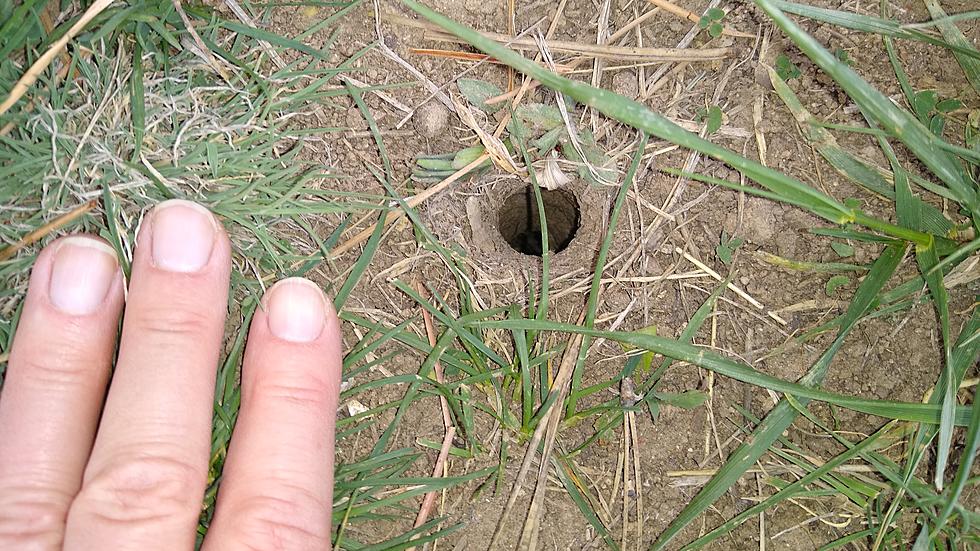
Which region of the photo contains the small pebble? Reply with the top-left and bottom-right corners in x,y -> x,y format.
612,71 -> 639,98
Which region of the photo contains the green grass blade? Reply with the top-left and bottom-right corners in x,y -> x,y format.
884,116 -> 957,493
479,316 -> 976,424
639,279 -> 728,395
397,281 -> 508,369
511,116 -> 550,325
922,0 -> 980,94
554,456 -> 620,550
935,313 -> 980,530
333,207 -> 388,310
768,66 -> 893,199
772,0 -> 980,61
215,19 -> 334,62
0,0 -> 46,60
473,323 -> 976,425
918,243 -> 954,492
370,328 -> 455,455
645,243 -> 906,548
568,132 -> 648,415
757,251 -> 868,273
682,422 -> 894,549
568,281 -> 728,456
756,0 -> 978,223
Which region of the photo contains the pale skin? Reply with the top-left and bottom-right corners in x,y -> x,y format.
0,200 -> 342,550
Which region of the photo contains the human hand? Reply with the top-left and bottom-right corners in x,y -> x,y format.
0,200 -> 342,550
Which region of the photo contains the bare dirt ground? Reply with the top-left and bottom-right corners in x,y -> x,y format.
234,0 -> 979,548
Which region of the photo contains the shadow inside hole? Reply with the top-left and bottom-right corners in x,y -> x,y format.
497,186 -> 580,256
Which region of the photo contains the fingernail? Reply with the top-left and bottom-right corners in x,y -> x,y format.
150,200 -> 217,273
266,278 -> 327,343
49,237 -> 118,315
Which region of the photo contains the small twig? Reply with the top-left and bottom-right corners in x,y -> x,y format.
646,0 -> 755,38
0,199 -> 100,262
0,10 -> 77,136
409,283 -> 456,547
675,247 -> 788,325
416,282 -> 453,430
341,75 -> 412,114
412,427 -> 455,533
0,0 -> 114,116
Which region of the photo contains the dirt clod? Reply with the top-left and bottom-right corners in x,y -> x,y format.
413,102 -> 450,138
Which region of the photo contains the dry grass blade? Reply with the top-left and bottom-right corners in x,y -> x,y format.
330,154 -> 489,258
675,247 -> 788,325
0,199 -> 99,262
373,0 -> 455,112
0,0 -> 113,116
427,30 -> 730,63
388,13 -> 730,62
172,0 -> 231,81
408,48 -> 494,62
452,96 -> 520,173
619,378 -> 643,550
483,6 -> 662,106
517,377 -> 565,551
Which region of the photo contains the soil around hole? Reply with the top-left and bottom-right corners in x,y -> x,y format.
496,187 -> 580,256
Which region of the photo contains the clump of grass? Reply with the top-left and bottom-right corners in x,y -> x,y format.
405,0 -> 980,548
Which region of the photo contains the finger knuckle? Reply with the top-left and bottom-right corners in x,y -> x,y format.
0,486 -> 69,546
250,376 -> 332,413
73,452 -> 204,525
9,329 -> 104,391
226,490 -> 329,551
125,303 -> 217,343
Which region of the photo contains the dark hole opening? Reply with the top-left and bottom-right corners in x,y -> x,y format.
497,187 -> 580,256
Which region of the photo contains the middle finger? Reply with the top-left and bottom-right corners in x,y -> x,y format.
64,201 -> 231,549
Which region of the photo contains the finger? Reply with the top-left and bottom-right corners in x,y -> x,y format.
64,200 -> 231,550
0,237 -> 124,550
202,278 -> 341,550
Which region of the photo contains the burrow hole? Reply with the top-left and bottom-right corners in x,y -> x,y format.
497,187 -> 580,256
